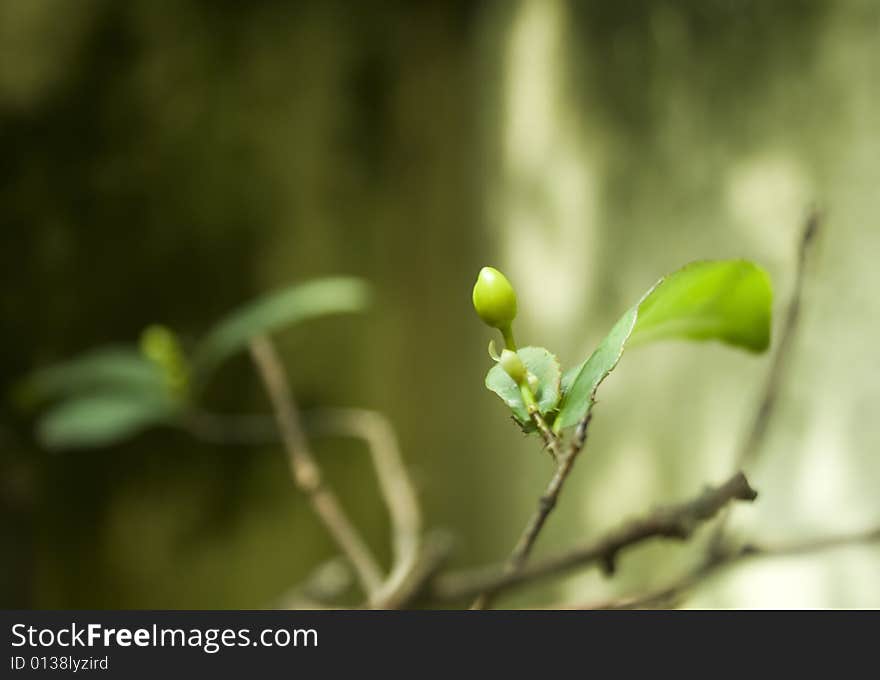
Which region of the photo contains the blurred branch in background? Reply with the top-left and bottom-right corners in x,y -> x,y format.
305,408 -> 423,608
248,335 -> 385,599
736,209 -> 821,469
249,335 -> 430,608
706,209 -> 822,557
570,524 -> 880,610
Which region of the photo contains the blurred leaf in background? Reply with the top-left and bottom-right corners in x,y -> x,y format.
18,348 -> 166,407
19,277 -> 372,451
192,277 -> 372,384
37,394 -> 178,451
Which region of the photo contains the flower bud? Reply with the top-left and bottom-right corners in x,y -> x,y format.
472,266 -> 518,331
499,349 -> 527,385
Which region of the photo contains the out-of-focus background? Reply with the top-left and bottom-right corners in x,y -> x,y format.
2,0 -> 879,609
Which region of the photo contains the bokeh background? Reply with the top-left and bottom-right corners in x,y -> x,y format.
2,0 -> 879,609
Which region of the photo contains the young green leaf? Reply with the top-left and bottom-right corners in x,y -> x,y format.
555,260 -> 772,431
629,260 -> 772,350
485,346 -> 561,427
36,393 -> 178,450
191,277 -> 371,382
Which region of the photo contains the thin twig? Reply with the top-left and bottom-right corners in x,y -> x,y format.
185,410 -> 279,445
276,558 -> 353,610
375,530 -> 456,610
470,412 -> 595,609
186,405 -> 425,608
567,524 -> 880,610
440,470 -> 756,604
510,413 -> 594,572
739,208 -> 820,468
248,336 -> 384,598
306,408 -> 423,608
706,209 -> 821,557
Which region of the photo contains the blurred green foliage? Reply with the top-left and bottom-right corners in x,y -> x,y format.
19,278 -> 371,451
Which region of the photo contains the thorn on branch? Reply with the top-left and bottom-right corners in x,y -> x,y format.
600,554 -> 617,577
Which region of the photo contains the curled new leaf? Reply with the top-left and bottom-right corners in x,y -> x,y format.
498,349 -> 528,385
485,346 -> 561,428
555,259 -> 772,431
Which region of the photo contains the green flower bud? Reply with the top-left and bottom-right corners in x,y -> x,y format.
472,267 -> 517,330
499,349 -> 527,385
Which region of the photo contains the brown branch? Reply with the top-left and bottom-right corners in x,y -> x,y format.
470,412 -> 595,609
510,413 -> 594,572
248,336 -> 384,598
437,470 -> 757,604
530,409 -> 562,464
568,524 -> 880,610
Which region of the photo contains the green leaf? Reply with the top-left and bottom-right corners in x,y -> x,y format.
555,260 -> 772,431
17,347 -> 166,408
629,260 -> 772,350
191,277 -> 371,381
485,346 -> 561,427
557,308 -> 639,430
36,393 -> 179,450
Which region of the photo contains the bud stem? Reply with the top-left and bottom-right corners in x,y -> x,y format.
501,324 -> 517,352
519,382 -> 537,410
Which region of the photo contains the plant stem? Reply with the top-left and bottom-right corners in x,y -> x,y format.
471,412 -> 594,609
519,383 -> 537,409
501,324 -> 517,351
528,407 -> 562,464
